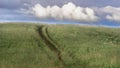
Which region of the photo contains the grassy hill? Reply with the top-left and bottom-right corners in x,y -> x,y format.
0,23 -> 120,68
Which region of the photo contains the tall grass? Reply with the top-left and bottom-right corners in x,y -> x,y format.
0,23 -> 120,68
47,25 -> 120,68
0,23 -> 61,68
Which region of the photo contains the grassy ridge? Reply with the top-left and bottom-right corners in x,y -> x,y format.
0,23 -> 120,68
0,23 -> 61,68
47,25 -> 120,68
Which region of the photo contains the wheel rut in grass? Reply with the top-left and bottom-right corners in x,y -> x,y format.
37,26 -> 65,67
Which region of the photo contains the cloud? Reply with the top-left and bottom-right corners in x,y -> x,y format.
1,0 -> 120,9
32,2 -> 98,22
102,6 -> 120,22
0,8 -> 41,22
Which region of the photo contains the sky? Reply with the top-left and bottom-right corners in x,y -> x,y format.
0,0 -> 120,27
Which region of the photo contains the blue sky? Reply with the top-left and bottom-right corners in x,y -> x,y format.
0,0 -> 120,27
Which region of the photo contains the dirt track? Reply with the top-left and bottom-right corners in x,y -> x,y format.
37,26 -> 65,67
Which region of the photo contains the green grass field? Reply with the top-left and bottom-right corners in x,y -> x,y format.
0,23 -> 120,68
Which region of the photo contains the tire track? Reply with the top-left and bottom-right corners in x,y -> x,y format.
37,26 -> 65,67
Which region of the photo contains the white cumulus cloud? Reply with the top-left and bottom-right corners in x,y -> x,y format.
31,2 -> 98,22
102,6 -> 120,22
32,4 -> 49,18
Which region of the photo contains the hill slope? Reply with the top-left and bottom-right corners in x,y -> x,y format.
0,23 -> 120,68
